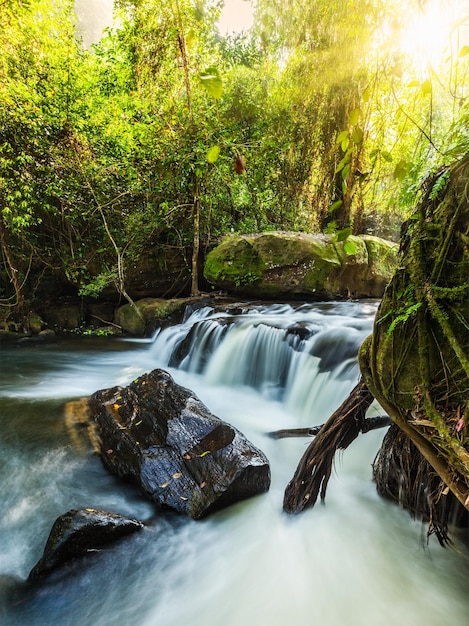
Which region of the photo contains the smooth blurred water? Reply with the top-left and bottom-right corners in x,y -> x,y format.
0,301 -> 467,626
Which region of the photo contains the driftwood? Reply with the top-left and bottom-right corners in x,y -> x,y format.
268,415 -> 390,439
283,378 -> 374,513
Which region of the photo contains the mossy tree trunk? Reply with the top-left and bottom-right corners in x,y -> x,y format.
284,154 -> 469,539
359,156 -> 469,514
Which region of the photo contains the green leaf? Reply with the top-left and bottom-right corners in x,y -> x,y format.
362,87 -> 371,102
199,66 -> 223,99
334,153 -> 351,174
351,127 -> 364,145
336,130 -> 349,145
328,200 -> 343,213
459,45 -> 469,58
341,137 -> 350,152
206,145 -> 220,163
421,79 -> 432,95
343,240 -> 357,255
393,159 -> 411,181
381,150 -> 393,163
336,226 -> 352,242
348,108 -> 360,126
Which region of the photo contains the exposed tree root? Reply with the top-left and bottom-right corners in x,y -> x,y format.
373,424 -> 468,546
283,378 -> 374,513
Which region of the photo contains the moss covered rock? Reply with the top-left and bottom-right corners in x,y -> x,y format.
41,304 -> 82,331
115,298 -> 187,335
204,231 -> 397,299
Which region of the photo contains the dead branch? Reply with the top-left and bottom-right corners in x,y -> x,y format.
268,415 -> 390,439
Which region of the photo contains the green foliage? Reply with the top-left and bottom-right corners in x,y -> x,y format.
1,0 -> 469,311
199,66 -> 223,99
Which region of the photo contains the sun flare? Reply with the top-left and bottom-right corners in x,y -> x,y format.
381,0 -> 469,73
218,0 -> 254,36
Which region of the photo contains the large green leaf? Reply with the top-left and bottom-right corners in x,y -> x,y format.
348,108 -> 360,126
206,144 -> 220,163
393,159 -> 411,181
336,226 -> 352,241
343,240 -> 357,255
328,199 -> 343,213
199,66 -> 223,99
336,130 -> 349,145
351,127 -> 364,145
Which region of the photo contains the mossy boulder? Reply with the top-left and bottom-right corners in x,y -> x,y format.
40,304 -> 82,331
26,312 -> 44,335
114,298 -> 187,335
204,231 -> 397,299
203,235 -> 265,291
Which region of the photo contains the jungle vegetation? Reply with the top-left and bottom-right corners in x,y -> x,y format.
1,0 -> 469,310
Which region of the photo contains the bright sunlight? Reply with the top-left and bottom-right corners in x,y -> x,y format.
217,0 -> 254,35
394,0 -> 469,71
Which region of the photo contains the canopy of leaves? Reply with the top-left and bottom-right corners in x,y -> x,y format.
1,0 -> 469,305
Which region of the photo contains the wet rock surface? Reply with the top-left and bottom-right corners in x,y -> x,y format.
28,509 -> 144,581
89,369 -> 271,519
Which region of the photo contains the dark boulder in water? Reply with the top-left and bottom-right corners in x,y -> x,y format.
89,369 -> 271,519
28,509 -> 144,581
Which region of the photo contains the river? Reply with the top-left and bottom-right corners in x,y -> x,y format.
0,300 -> 467,625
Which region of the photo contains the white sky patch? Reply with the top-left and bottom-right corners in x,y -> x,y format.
218,0 -> 254,36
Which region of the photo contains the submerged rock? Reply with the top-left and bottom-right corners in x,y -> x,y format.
203,231 -> 398,299
89,369 -> 271,519
28,509 -> 144,581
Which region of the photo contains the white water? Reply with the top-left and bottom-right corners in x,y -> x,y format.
0,301 -> 467,625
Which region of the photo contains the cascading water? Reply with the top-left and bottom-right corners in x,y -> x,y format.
0,301 -> 467,626
150,301 -> 372,416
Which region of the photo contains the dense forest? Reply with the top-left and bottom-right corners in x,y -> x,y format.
1,0 -> 469,315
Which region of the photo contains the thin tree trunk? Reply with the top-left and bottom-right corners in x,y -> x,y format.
0,214 -> 25,313
191,178 -> 200,296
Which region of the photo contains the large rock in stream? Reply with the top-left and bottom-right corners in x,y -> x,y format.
28,509 -> 144,581
89,369 -> 271,519
204,231 -> 398,299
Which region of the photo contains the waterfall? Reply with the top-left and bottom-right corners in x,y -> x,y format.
149,301 -> 377,420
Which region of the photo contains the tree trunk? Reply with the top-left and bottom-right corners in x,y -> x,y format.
191,178 -> 200,297
0,214 -> 25,314
284,154 -> 469,540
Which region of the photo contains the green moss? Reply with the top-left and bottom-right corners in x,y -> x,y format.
115,298 -> 187,335
363,235 -> 399,279
252,232 -> 330,268
333,235 -> 368,265
204,231 -> 396,298
204,236 -> 264,287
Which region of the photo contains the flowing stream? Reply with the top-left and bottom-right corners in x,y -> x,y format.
0,300 -> 467,625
